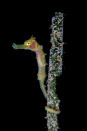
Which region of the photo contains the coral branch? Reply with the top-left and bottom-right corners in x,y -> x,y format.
46,12 -> 64,131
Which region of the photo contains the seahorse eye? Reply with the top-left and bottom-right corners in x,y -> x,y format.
28,42 -> 31,45
24,41 -> 31,47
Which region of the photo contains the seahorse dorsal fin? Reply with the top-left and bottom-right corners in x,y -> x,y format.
30,35 -> 36,40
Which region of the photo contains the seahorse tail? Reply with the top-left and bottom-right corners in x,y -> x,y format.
39,82 -> 47,99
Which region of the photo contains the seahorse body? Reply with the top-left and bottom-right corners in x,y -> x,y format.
12,37 -> 47,99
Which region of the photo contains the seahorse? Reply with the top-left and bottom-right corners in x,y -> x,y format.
12,37 -> 47,99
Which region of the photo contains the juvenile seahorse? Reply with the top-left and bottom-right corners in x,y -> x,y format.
12,37 -> 47,99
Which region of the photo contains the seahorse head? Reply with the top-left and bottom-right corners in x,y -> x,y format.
24,37 -> 38,52
12,37 -> 39,52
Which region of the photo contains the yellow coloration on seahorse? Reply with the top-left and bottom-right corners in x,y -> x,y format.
12,37 -> 47,99
45,106 -> 60,114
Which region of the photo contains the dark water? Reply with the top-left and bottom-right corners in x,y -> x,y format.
1,3 -> 74,131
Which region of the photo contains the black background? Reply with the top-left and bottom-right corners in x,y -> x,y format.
1,2 -> 74,131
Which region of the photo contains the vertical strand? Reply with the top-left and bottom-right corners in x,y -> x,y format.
46,12 -> 64,131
